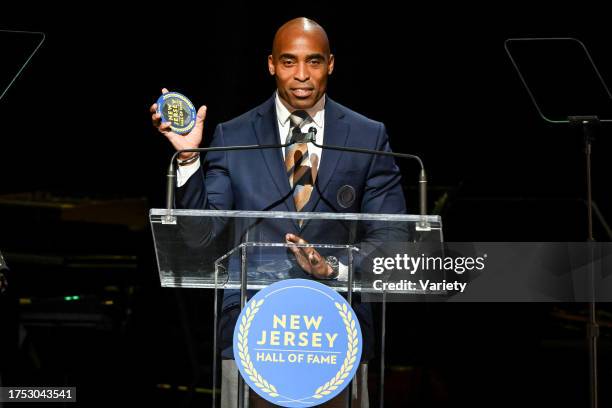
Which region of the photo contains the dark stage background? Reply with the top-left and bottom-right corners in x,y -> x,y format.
1,2 -> 611,407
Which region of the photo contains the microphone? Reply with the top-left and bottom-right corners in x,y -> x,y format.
291,127 -> 316,143
306,128 -> 430,230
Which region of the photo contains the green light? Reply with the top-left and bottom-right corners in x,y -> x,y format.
64,295 -> 80,301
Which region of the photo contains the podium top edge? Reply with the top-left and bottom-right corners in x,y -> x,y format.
149,208 -> 441,223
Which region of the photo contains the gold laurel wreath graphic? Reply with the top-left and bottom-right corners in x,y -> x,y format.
236,299 -> 280,398
311,302 -> 359,399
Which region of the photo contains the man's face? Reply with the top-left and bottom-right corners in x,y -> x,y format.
268,30 -> 334,110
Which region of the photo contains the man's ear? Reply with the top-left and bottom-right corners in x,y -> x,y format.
328,54 -> 335,75
268,55 -> 275,75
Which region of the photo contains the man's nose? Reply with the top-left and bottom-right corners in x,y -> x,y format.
294,62 -> 310,81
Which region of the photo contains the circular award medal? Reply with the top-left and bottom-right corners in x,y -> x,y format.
156,92 -> 196,135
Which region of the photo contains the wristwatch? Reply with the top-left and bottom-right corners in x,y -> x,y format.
324,256 -> 339,280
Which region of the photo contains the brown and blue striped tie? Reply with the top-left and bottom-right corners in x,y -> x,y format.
285,111 -> 319,220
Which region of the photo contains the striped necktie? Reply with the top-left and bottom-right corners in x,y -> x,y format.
285,110 -> 319,219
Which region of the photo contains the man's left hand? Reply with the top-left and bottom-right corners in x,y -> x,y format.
285,233 -> 333,279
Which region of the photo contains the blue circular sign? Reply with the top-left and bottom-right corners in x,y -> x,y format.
233,279 -> 363,407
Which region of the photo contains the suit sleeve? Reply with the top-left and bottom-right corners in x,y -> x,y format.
361,123 -> 407,215
175,123 -> 234,211
174,124 -> 234,249
352,123 -> 412,276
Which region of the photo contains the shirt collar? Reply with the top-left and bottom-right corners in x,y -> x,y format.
275,91 -> 325,128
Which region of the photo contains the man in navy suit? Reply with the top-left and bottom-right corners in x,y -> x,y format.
151,17 -> 406,408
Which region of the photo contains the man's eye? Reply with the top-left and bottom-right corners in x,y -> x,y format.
282,60 -> 296,66
309,60 -> 322,65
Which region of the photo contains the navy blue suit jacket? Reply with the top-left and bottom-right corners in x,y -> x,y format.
176,94 -> 407,359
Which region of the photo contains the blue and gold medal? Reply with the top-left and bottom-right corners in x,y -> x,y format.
156,92 -> 196,135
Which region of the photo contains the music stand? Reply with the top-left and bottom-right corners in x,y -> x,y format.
0,29 -> 45,102
505,37 -> 612,408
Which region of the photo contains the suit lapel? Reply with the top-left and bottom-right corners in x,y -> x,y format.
253,96 -> 297,213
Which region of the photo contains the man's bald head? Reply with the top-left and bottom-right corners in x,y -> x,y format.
268,18 -> 334,110
272,17 -> 330,58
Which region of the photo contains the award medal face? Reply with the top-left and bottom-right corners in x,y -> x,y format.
156,92 -> 196,135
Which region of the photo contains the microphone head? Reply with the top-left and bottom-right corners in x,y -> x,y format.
291,128 -> 317,144
302,127 -> 317,143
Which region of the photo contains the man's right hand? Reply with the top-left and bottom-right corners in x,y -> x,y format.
150,88 -> 208,161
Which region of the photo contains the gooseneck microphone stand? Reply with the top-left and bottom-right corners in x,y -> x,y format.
164,143 -> 291,225
165,131 -> 428,229
308,137 -> 428,230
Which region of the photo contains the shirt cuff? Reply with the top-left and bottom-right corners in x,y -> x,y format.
176,158 -> 201,187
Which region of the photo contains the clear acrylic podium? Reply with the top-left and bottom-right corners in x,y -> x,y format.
150,209 -> 443,407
